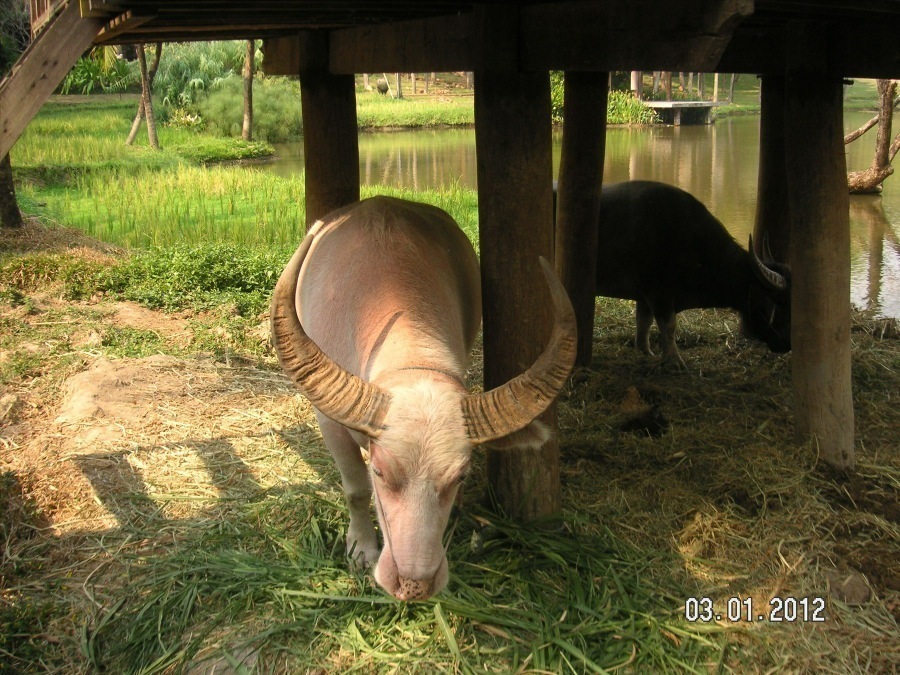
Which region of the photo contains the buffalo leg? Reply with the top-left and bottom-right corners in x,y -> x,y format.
655,310 -> 687,370
315,412 -> 380,566
635,301 -> 655,355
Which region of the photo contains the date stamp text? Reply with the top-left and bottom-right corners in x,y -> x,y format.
684,596 -> 826,623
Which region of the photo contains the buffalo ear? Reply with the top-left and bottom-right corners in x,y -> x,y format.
480,420 -> 551,451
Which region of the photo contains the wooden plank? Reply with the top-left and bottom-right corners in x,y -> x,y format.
330,12 -> 473,73
298,30 -> 359,225
80,0 -> 125,18
0,1 -> 105,158
753,74 -> 790,263
520,0 -> 753,72
784,22 -> 854,470
555,72 -> 607,367
96,10 -> 156,42
720,18 -> 900,77
475,5 -> 560,524
262,35 -> 302,76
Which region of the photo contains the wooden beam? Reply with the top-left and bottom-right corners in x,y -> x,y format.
0,1 -> 105,158
720,18 -> 900,77
555,72 -> 607,367
519,0 -> 753,72
753,74 -> 790,262
80,0 -> 125,18
262,35 -> 302,76
298,30 -> 359,226
96,10 -> 156,42
327,0 -> 753,74
784,22 -> 854,470
330,12 -> 473,73
475,6 -> 560,524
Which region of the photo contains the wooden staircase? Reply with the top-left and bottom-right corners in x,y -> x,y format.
0,1 -> 107,158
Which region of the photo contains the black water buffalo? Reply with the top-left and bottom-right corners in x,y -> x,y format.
594,180 -> 791,368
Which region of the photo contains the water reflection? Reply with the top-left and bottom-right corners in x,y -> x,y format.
258,113 -> 900,318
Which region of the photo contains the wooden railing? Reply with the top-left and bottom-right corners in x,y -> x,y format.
29,0 -> 67,37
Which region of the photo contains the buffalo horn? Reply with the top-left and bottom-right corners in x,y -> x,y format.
461,257 -> 577,444
749,235 -> 788,292
270,229 -> 391,438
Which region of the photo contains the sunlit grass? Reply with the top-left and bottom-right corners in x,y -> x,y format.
356,91 -> 474,129
24,166 -> 304,249
24,175 -> 478,252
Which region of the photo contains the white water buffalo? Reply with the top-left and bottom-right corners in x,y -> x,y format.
270,196 -> 576,601
595,181 -> 791,368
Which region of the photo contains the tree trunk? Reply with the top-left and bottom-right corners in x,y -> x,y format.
137,44 -> 159,150
126,43 -> 162,146
848,79 -> 898,193
728,73 -> 738,103
242,39 -> 254,141
713,72 -> 719,102
395,72 -> 403,99
0,153 -> 23,229
410,72 -> 416,94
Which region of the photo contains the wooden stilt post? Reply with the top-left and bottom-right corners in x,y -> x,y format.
475,7 -> 559,523
298,30 -> 360,226
555,72 -> 608,367
754,74 -> 790,263
784,24 -> 854,470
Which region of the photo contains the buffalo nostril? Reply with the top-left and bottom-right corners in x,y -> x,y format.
396,576 -> 432,601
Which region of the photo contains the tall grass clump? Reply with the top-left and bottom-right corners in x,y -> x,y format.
607,90 -> 660,125
199,75 -> 303,142
60,47 -> 138,95
12,101 -> 272,178
27,166 -> 305,249
356,93 -> 474,129
549,74 -> 660,125
153,41 -> 252,109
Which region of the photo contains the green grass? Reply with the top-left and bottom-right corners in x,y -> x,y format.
11,99 -> 273,175
77,482 -> 723,673
356,91 -> 474,129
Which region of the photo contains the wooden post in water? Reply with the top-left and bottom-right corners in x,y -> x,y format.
298,30 -> 360,226
475,6 -> 560,523
754,74 -> 791,263
555,72 -> 608,367
784,24 -> 854,470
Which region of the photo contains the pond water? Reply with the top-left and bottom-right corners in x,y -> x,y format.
258,112 -> 900,319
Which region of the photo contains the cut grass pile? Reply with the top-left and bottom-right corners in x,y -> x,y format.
1,221 -> 898,673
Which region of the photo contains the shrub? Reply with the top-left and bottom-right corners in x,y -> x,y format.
100,244 -> 287,315
550,71 -> 565,123
153,41 -> 254,109
199,75 -> 303,142
607,90 -> 659,125
60,47 -> 138,95
550,75 -> 659,125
